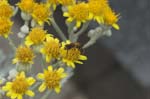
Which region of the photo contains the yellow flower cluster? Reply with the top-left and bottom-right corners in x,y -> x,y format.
0,0 -> 120,98
0,0 -> 13,38
37,66 -> 67,93
17,0 -> 51,25
13,45 -> 35,65
2,72 -> 35,99
23,28 -> 87,67
2,67 -> 67,99
63,0 -> 120,30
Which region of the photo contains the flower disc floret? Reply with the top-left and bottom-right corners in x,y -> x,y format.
13,46 -> 35,64
0,17 -> 13,38
32,3 -> 51,25
37,66 -> 67,93
40,36 -> 60,63
60,41 -> 87,68
63,2 -> 90,27
2,72 -> 35,99
0,0 -> 13,18
88,0 -> 108,23
103,7 -> 120,30
17,0 -> 36,13
25,27 -> 50,46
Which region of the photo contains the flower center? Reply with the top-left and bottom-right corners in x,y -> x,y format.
0,18 -> 12,36
12,78 -> 29,94
64,48 -> 81,61
29,28 -> 46,45
103,7 -> 118,25
44,71 -> 61,89
69,3 -> 89,21
16,46 -> 34,63
88,1 -> 106,16
18,0 -> 35,13
0,3 -> 13,18
44,40 -> 60,58
32,4 -> 51,22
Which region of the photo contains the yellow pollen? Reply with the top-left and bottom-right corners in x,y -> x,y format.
88,0 -> 108,16
103,7 -> 119,25
63,48 -> 81,61
15,46 -> 34,64
32,3 -> 51,25
0,17 -> 13,38
44,39 -> 60,58
69,3 -> 89,21
28,27 -> 47,45
17,0 -> 35,13
12,78 -> 29,94
44,71 -> 61,89
0,1 -> 13,18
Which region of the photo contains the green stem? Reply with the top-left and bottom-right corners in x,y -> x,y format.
75,21 -> 90,37
50,17 -> 67,41
41,90 -> 51,99
69,22 -> 90,42
31,82 -> 41,90
7,36 -> 16,51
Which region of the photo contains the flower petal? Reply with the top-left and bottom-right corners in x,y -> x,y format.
26,77 -> 35,85
37,73 -> 44,79
54,85 -> 61,94
17,94 -> 23,99
57,68 -> 64,74
39,83 -> 46,92
26,90 -> 35,97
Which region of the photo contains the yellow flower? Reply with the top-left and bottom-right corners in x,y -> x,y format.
40,36 -> 60,63
88,0 -> 108,24
13,46 -> 35,65
47,0 -> 59,10
59,0 -> 75,6
0,17 -> 13,38
0,0 -> 13,18
37,66 -> 67,93
103,7 -> 120,30
63,2 -> 90,28
25,27 -> 50,47
60,41 -> 87,68
2,72 -> 35,99
17,0 -> 36,13
32,3 -> 51,25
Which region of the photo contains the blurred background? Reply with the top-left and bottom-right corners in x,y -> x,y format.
1,0 -> 150,99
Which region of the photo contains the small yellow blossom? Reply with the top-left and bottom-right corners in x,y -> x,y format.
13,46 -> 35,65
0,17 -> 13,38
47,0 -> 59,10
40,36 -> 60,63
37,66 -> 67,93
2,72 -> 35,99
60,41 -> 87,68
63,2 -> 90,27
59,0 -> 75,6
0,0 -> 13,18
17,0 -> 36,13
32,3 -> 51,25
88,0 -> 108,24
103,7 -> 120,30
25,27 -> 50,47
